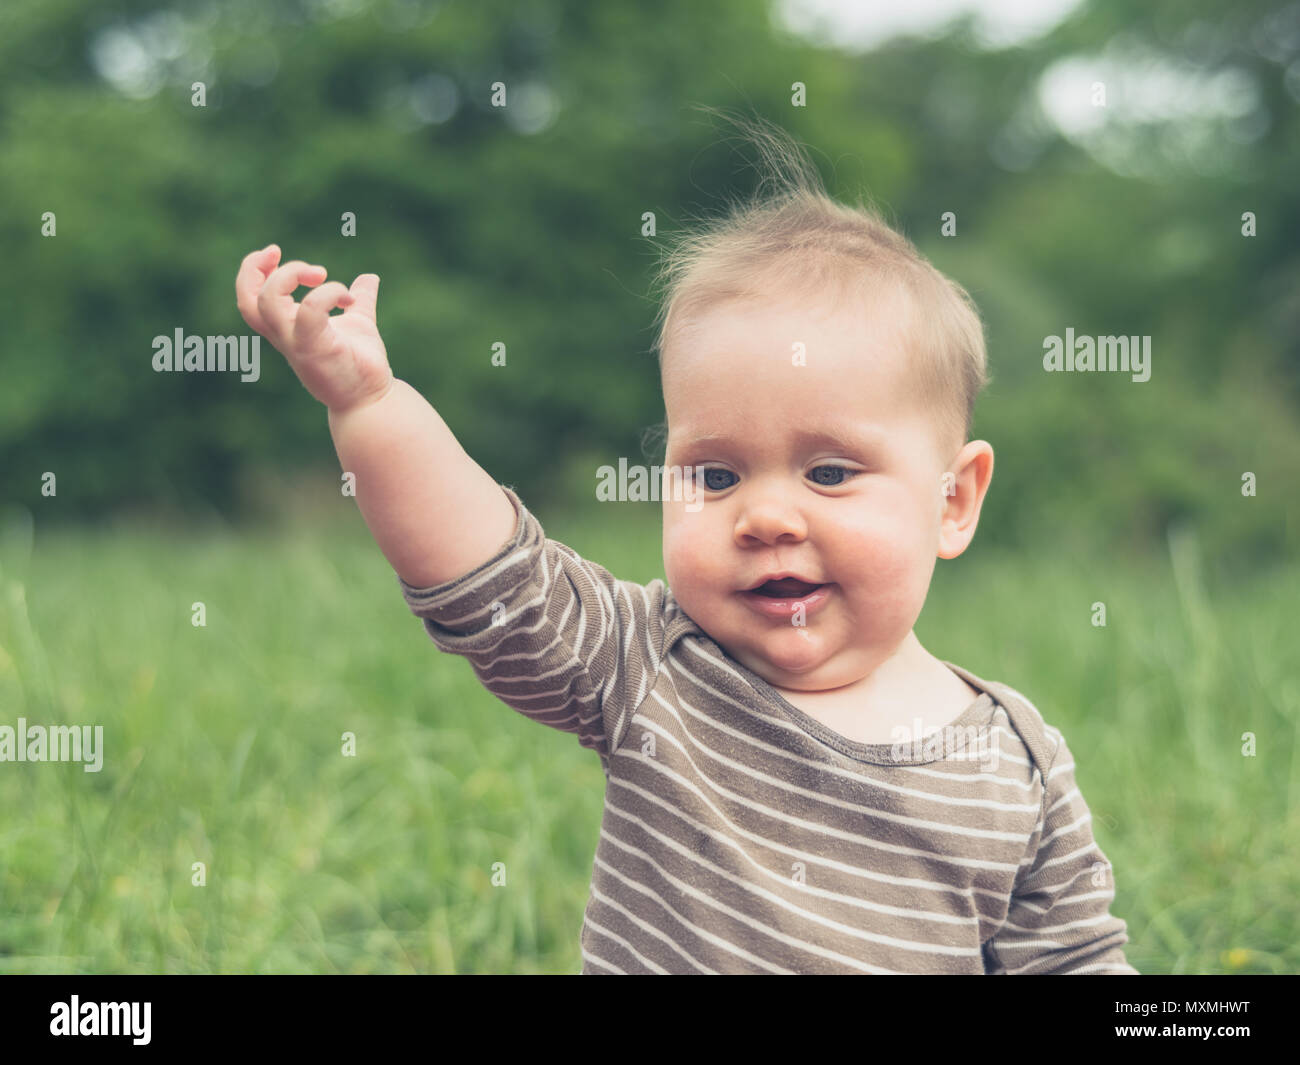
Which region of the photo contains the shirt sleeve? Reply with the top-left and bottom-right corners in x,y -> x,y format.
983,730 -> 1139,974
395,484 -> 671,778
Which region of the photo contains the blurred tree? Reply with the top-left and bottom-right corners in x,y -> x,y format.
0,0 -> 1295,567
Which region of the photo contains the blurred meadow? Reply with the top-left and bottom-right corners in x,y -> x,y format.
2,0 -> 1299,973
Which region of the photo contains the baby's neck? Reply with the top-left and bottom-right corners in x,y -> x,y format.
773,633 -> 980,743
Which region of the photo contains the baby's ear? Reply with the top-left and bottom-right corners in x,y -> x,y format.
937,442 -> 993,559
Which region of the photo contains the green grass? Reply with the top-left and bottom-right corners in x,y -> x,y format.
0,500 -> 1296,974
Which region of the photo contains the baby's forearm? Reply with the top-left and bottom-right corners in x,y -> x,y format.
327,378 -> 517,588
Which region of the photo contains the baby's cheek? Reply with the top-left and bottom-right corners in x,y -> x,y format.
663,519 -> 720,598
835,512 -> 930,602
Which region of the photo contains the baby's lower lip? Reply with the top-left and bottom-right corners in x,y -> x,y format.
739,584 -> 832,619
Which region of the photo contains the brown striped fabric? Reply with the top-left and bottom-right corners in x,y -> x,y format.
399,485 -> 1138,974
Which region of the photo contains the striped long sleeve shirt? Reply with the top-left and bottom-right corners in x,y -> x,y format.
399,485 -> 1138,974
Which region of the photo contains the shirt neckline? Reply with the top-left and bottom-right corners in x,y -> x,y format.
725,653 -> 997,766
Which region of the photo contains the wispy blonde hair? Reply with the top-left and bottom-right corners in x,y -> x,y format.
648,108 -> 989,456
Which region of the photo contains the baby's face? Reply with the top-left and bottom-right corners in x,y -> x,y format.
660,288 -> 955,692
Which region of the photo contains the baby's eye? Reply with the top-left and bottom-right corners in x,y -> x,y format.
700,467 -> 738,492
808,464 -> 856,486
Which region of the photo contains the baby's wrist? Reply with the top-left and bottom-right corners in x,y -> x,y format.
327,374 -> 398,420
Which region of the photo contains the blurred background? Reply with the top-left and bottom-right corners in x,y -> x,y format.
1,0 -> 1297,974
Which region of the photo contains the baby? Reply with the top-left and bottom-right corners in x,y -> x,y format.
234,127 -> 1136,975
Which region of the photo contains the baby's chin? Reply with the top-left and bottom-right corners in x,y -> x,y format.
733,625 -> 842,683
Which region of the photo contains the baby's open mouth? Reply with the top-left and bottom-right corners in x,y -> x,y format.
751,578 -> 823,598
740,577 -> 832,619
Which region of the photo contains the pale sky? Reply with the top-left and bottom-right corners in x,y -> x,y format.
776,0 -> 1085,50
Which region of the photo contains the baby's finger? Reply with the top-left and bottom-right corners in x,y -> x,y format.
294,281 -> 354,350
257,259 -> 328,342
235,244 -> 282,332
345,274 -> 380,322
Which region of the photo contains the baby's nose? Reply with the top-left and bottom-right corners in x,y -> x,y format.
733,497 -> 808,545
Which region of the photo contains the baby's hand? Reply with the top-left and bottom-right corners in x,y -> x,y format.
235,244 -> 394,414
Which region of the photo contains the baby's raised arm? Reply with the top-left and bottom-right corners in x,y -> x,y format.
235,245 -> 516,588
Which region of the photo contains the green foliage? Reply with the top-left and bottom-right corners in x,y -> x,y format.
0,0 -> 1296,563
